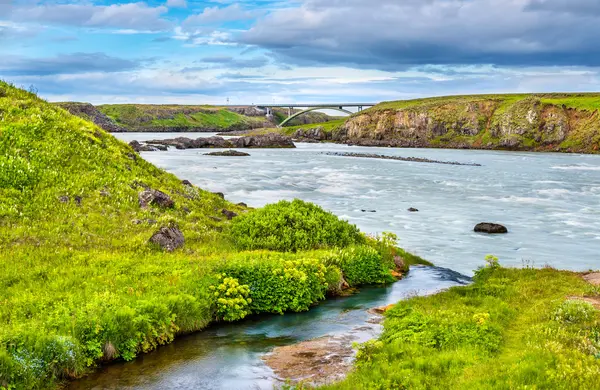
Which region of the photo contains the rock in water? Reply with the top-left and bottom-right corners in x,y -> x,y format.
408,208 -> 419,212
474,223 -> 508,234
204,150 -> 250,157
150,226 -> 184,252
138,189 -> 175,209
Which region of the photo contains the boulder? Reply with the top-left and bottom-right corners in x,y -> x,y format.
232,133 -> 296,149
138,189 -> 175,209
393,255 -> 406,271
181,180 -> 193,186
129,140 -> 161,152
213,192 -> 225,199
149,226 -> 184,252
408,208 -> 419,212
474,223 -> 508,234
204,150 -> 250,157
221,209 -> 238,220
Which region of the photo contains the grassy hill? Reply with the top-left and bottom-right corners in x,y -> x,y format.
246,93 -> 600,153
55,103 -> 338,133
0,81 -> 417,389
344,93 -> 600,152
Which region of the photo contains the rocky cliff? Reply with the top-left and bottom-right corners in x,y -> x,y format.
335,94 -> 600,152
55,102 -> 127,133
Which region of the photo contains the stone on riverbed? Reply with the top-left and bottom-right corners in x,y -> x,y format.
204,150 -> 250,157
474,223 -> 508,234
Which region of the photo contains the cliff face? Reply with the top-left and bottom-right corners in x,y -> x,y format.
338,95 -> 600,152
55,102 -> 127,133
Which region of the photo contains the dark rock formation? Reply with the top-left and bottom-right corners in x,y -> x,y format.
361,209 -> 377,213
204,150 -> 250,157
227,106 -> 266,117
474,223 -> 508,234
149,226 -> 184,252
408,208 -> 419,212
394,255 -> 406,271
237,202 -> 247,207
213,192 -> 225,199
325,152 -> 481,167
138,189 -> 175,209
221,209 -> 238,220
56,102 -> 126,133
144,134 -> 295,150
129,140 -> 166,152
182,180 -> 193,186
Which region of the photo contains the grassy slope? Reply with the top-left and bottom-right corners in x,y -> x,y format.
358,93 -> 600,152
97,104 -> 266,132
95,105 -> 336,132
324,265 -> 600,390
249,94 -> 600,152
0,82 -> 424,389
368,93 -> 600,112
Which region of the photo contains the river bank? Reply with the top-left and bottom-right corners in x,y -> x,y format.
0,82 -> 426,390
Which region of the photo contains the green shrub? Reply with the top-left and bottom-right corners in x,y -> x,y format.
326,245 -> 394,286
210,275 -> 252,322
553,300 -> 597,325
230,199 -> 365,252
218,253 -> 329,314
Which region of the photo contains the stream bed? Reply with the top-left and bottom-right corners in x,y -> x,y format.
68,266 -> 470,389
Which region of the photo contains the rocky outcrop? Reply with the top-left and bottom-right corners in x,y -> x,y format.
474,223 -> 508,234
204,150 -> 250,156
138,189 -> 175,209
227,106 -> 266,117
325,152 -> 481,166
129,141 -> 168,152
149,226 -> 184,252
55,102 -> 126,133
142,134 -> 296,150
339,95 -> 600,153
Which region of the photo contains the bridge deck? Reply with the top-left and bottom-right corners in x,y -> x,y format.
255,103 -> 376,108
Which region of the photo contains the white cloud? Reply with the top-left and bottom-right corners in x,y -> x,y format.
183,4 -> 259,27
166,0 -> 187,9
10,2 -> 171,31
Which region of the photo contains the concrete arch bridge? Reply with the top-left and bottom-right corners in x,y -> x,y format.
256,103 -> 377,127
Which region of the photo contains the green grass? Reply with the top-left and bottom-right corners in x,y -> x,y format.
343,93 -> 600,153
0,81 -> 420,389
97,104 -> 265,132
323,265 -> 600,390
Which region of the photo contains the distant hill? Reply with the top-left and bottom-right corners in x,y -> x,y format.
55,102 -> 337,133
259,93 -> 600,153
340,93 -> 600,152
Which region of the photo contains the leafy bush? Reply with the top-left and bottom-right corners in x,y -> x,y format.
218,253 -> 330,314
230,199 -> 365,252
326,245 -> 395,286
210,275 -> 252,322
553,300 -> 596,325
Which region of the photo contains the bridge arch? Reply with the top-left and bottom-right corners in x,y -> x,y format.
278,107 -> 353,127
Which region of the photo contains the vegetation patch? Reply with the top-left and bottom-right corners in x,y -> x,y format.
0,81 -> 415,389
324,263 -> 600,390
230,199 -> 366,252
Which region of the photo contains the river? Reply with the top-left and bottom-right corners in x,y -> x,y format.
69,266 -> 470,389
116,132 -> 600,275
69,132 -> 600,389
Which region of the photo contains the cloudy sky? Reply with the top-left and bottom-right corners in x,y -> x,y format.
2,0 -> 600,104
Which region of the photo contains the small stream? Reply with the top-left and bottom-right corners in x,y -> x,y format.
68,266 -> 470,389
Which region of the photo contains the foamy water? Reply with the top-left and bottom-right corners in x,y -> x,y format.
116,133 -> 600,275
